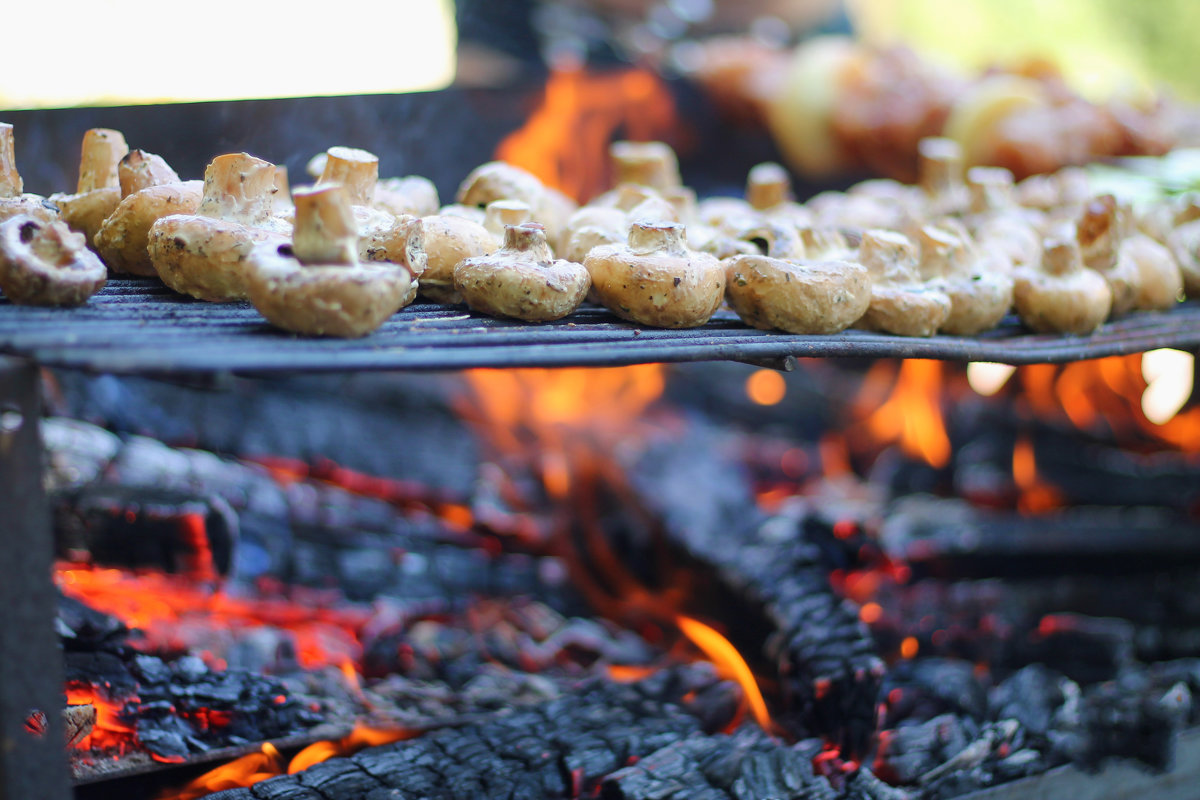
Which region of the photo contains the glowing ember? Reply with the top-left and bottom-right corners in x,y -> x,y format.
857,360 -> 951,469
65,682 -> 137,754
495,68 -> 678,201
676,614 -> 771,729
746,369 -> 787,406
899,636 -> 919,659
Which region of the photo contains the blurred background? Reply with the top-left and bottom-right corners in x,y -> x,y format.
1,0 -> 1196,109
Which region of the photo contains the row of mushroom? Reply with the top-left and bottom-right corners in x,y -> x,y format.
1,121 -> 1196,340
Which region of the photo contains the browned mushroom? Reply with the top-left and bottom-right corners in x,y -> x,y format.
917,137 -> 968,217
456,161 -> 576,249
0,123 -> 58,225
1117,234 -> 1183,312
118,150 -> 180,197
454,222 -> 589,322
610,140 -> 681,193
94,180 -> 204,275
1076,195 -> 1144,316
1013,237 -> 1112,334
148,153 -> 288,302
585,221 -> 725,328
724,221 -> 872,334
745,162 -> 813,230
482,199 -> 533,242
245,184 -> 415,338
375,175 -> 440,218
855,229 -> 952,337
0,215 -> 106,306
48,129 -> 129,246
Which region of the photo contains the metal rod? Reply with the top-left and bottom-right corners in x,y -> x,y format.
0,358 -> 71,800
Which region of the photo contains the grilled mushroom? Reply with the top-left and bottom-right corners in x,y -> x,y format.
916,223 -> 1013,335
454,222 -> 589,322
1118,234 -> 1183,312
586,221 -> 725,328
1013,237 -> 1112,334
917,137 -> 968,217
148,153 -> 287,302
1076,195 -> 1142,316
0,122 -> 58,225
49,128 -> 129,246
375,175 -> 439,218
725,221 -> 871,334
456,161 -> 576,249
0,215 -> 106,306
418,213 -> 496,303
94,180 -> 204,275
610,140 -> 681,193
118,150 -> 180,197
856,229 -> 952,337
245,184 -> 415,338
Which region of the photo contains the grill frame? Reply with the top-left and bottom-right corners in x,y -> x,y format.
0,280 -> 1197,376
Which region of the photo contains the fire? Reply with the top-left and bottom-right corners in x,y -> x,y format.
65,683 -> 137,754
56,564 -> 369,671
746,369 -> 787,406
856,360 -> 951,468
676,614 -> 771,730
163,724 -> 414,800
495,67 -> 679,201
1011,434 -> 1064,514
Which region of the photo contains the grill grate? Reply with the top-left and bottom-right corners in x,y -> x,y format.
1,279 -> 1198,375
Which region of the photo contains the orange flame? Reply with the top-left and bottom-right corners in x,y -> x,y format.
162,725 -> 415,800
1012,434 -> 1064,514
65,683 -> 137,754
857,360 -> 951,468
676,614 -> 771,729
496,68 -> 678,201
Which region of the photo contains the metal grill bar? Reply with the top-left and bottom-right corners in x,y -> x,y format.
1,280 -> 1198,375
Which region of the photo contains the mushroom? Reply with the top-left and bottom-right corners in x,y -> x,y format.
0,122 -> 58,225
610,140 -> 681,193
482,199 -> 533,242
1013,237 -> 1112,334
118,149 -> 180,197
965,165 -> 1043,271
745,162 -> 814,229
314,146 -> 417,267
724,221 -> 872,334
1076,195 -> 1141,316
916,223 -> 1013,335
94,180 -> 204,275
1165,200 -> 1200,297
454,222 -> 590,322
375,175 -> 439,218
437,203 -> 487,224
563,205 -> 628,263
148,152 -> 288,302
245,184 -> 415,338
48,128 -> 129,246
456,161 -> 576,250
0,215 -> 106,306
1116,234 -> 1183,312
585,221 -> 725,328
855,229 -> 952,337
418,213 -> 496,303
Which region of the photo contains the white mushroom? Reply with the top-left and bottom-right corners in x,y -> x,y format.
48,128 -> 129,246
855,229 -> 952,337
0,215 -> 106,306
1013,237 -> 1112,334
0,122 -> 58,225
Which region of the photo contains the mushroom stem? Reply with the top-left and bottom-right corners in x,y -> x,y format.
1043,238 -> 1080,276
746,162 -> 792,210
483,200 -> 532,237
318,147 -> 379,206
197,153 -> 278,225
0,123 -> 21,198
291,185 -> 358,266
26,219 -> 86,267
119,150 -> 181,197
77,128 -> 129,193
611,141 -> 681,193
918,137 -> 964,198
967,166 -> 1014,213
501,222 -> 554,260
628,221 -> 687,256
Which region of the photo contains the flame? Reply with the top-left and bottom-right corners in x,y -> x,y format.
1011,434 -> 1064,514
746,369 -> 787,406
857,360 -> 951,468
65,683 -> 137,754
163,725 -> 414,800
495,67 -> 679,201
676,614 -> 771,729
56,564 -> 369,671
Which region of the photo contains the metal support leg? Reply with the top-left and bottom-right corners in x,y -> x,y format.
0,358 -> 70,800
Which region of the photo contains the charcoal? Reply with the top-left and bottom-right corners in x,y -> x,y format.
1074,679 -> 1183,771
843,767 -> 912,800
57,592 -> 127,647
989,665 -> 1078,742
881,659 -> 990,729
624,423 -> 882,755
1022,614 -> 1136,684
875,714 -> 972,785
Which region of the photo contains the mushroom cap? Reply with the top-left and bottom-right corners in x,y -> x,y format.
859,284 -> 953,337
858,229 -> 920,283
418,214 -> 497,303
49,186 -> 122,245
725,255 -> 872,334
454,224 -> 590,322
0,195 -> 59,226
149,213 -> 286,302
1120,234 -> 1183,312
457,161 -> 545,208
610,140 -> 681,192
585,223 -> 726,328
375,176 -> 439,218
246,243 -> 414,338
94,181 -> 204,275
0,215 -> 106,306
939,268 -> 1014,335
119,150 -> 181,197
1166,219 -> 1200,297
361,214 -> 426,279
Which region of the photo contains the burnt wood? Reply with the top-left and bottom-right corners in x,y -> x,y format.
2,281 -> 1198,376
0,358 -> 72,800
